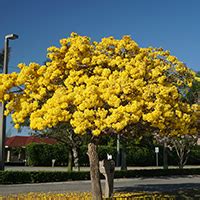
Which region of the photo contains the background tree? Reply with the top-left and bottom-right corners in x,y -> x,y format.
0,33 -> 199,199
170,135 -> 197,169
117,122 -> 156,170
155,70 -> 200,169
34,122 -> 82,171
154,133 -> 197,169
186,71 -> 200,104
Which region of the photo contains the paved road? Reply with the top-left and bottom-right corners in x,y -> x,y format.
1,176 -> 200,196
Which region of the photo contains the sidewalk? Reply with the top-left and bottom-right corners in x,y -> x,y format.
5,165 -> 200,172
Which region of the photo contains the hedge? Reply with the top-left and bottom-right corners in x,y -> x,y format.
26,143 -> 69,166
1,168 -> 200,184
0,171 -> 90,184
126,146 -> 155,166
25,143 -> 200,167
114,168 -> 200,178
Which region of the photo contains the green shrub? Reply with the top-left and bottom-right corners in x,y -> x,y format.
78,145 -> 117,166
0,171 -> 31,184
0,171 -> 90,184
30,171 -> 90,183
1,168 -> 200,184
126,146 -> 155,166
187,146 -> 200,165
79,145 -> 89,166
98,145 -> 117,161
25,142 -> 200,167
26,143 -> 69,166
51,144 -> 69,166
115,168 -> 200,178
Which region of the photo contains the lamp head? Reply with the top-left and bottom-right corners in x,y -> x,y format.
5,34 -> 19,40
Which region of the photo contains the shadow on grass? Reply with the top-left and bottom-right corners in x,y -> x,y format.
115,183 -> 200,192
115,184 -> 200,199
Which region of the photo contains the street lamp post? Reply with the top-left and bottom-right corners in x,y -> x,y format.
0,34 -> 18,170
116,134 -> 120,167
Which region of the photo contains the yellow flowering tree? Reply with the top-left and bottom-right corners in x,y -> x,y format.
0,33 -> 199,199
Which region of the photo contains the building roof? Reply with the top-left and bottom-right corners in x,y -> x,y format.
5,136 -> 57,148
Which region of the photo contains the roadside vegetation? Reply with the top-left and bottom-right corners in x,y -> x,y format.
0,192 -> 176,200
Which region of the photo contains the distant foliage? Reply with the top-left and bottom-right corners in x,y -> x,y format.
25,142 -> 200,167
26,143 -> 68,166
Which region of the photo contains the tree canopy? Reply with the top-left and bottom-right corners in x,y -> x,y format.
186,71 -> 200,104
0,33 -> 199,137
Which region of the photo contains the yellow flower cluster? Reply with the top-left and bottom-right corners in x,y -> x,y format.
2,192 -> 92,200
0,33 -> 199,137
0,192 -> 176,200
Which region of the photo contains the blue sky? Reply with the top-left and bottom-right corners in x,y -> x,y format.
1,0 -> 200,135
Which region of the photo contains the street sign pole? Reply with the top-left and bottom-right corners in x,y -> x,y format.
155,147 -> 159,167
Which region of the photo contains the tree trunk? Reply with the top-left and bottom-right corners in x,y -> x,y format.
179,163 -> 184,169
68,130 -> 80,171
88,142 -> 102,200
121,146 -> 127,171
178,149 -> 187,169
68,150 -> 73,172
72,146 -> 80,171
163,142 -> 168,170
99,159 -> 115,198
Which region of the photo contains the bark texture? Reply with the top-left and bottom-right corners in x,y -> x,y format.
68,150 -> 73,172
163,142 -> 168,170
99,159 -> 115,198
88,142 -> 102,200
121,146 -> 127,171
72,146 -> 79,171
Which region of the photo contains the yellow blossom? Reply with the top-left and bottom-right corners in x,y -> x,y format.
0,32 -> 198,138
